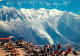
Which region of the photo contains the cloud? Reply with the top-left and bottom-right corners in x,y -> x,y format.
0,0 -> 3,1
2,5 -> 8,9
0,21 -> 11,31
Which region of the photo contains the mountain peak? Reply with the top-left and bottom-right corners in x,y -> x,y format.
9,6 -> 15,10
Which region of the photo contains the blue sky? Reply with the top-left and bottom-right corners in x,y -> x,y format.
0,0 -> 80,15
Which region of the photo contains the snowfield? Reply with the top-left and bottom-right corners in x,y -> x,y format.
0,7 -> 80,45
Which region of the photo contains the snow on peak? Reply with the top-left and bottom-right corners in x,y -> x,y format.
69,12 -> 80,16
2,5 -> 8,9
39,8 -> 48,11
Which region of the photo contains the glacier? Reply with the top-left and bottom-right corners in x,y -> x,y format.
0,7 -> 80,46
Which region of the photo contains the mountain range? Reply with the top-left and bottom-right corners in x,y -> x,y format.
0,7 -> 80,46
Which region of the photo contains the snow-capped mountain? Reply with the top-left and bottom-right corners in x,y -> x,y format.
0,7 -> 80,45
